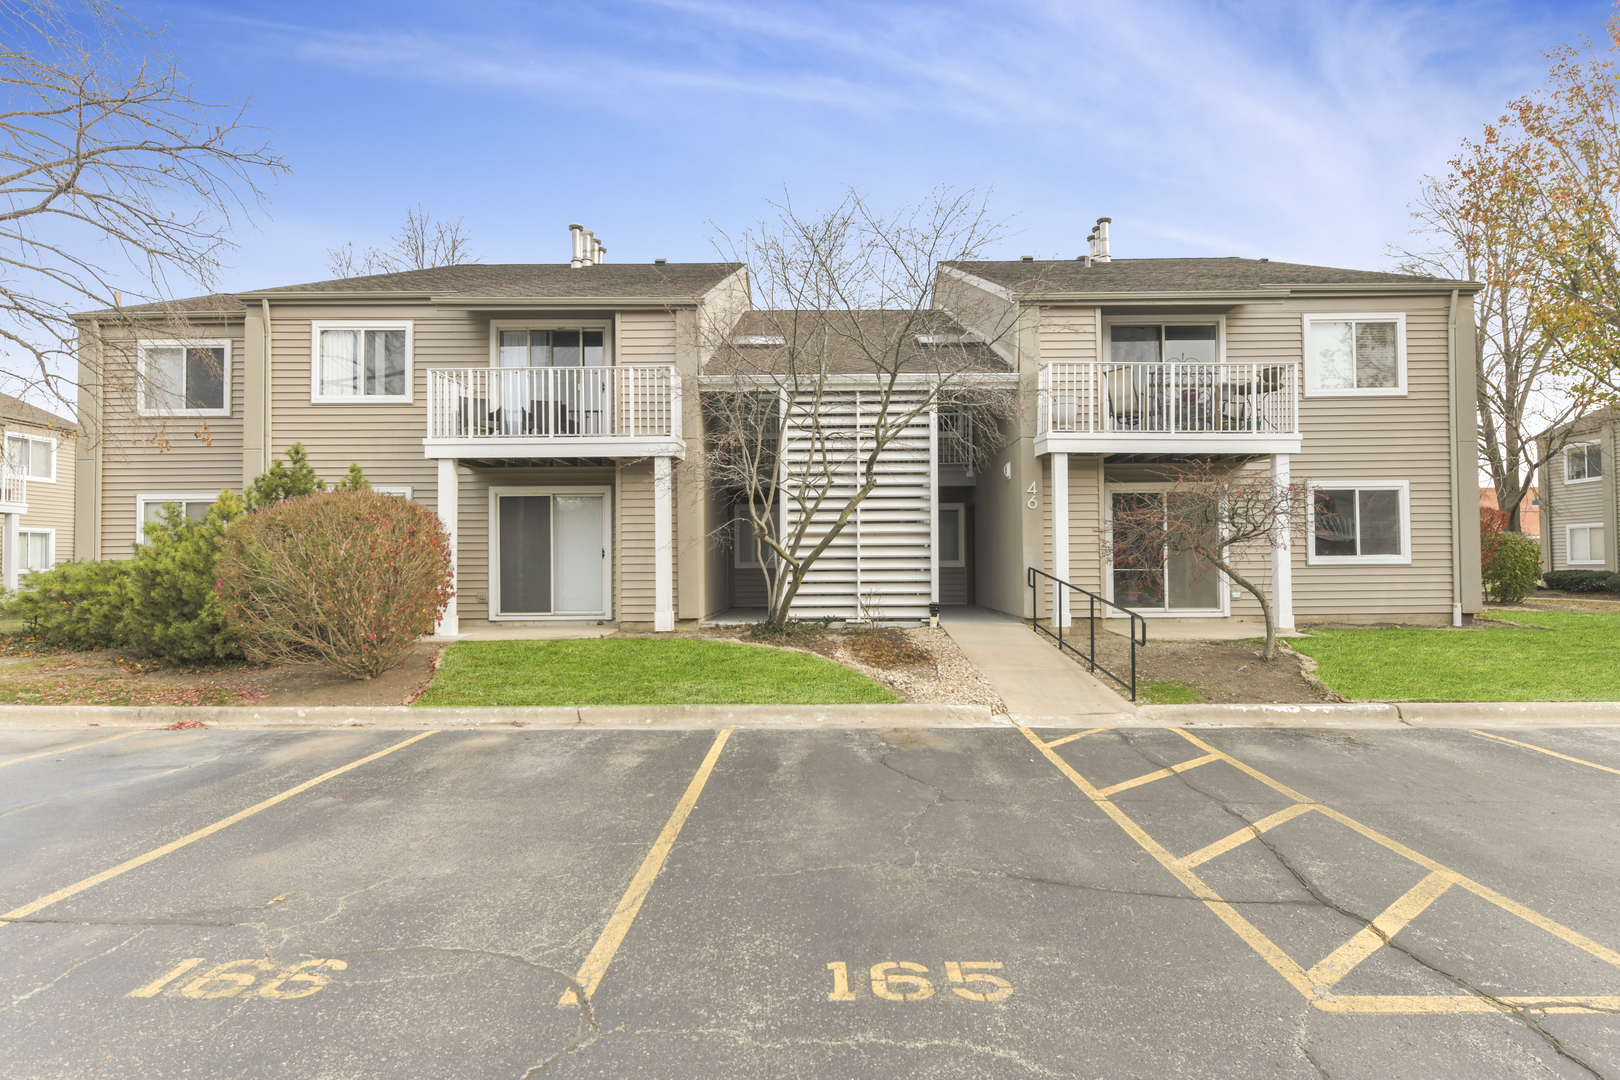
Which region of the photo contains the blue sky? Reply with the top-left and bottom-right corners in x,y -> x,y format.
140,0 -> 1609,290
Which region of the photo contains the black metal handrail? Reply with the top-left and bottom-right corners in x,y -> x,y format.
1027,566 -> 1147,701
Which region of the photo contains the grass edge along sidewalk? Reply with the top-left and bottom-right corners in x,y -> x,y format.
413,637 -> 901,708
1289,609 -> 1620,703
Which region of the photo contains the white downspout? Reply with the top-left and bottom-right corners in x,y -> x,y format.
1447,288 -> 1463,627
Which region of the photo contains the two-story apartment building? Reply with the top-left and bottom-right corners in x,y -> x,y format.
1537,409 -> 1616,574
72,227 -> 1483,633
0,392 -> 75,590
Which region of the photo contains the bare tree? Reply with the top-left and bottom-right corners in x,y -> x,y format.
1391,140 -> 1584,533
0,0 -> 286,419
1106,459 -> 1308,660
325,204 -> 479,278
700,188 -> 1022,630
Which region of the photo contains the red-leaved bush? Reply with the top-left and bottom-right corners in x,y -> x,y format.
216,491 -> 454,679
1480,506 -> 1510,571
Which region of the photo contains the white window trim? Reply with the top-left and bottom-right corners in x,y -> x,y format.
371,485 -> 413,499
733,510 -> 761,568
134,493 -> 222,546
16,527 -> 54,571
1566,523 -> 1605,566
5,432 -> 57,483
487,485 -> 613,620
1564,440 -> 1603,485
1101,315 -> 1228,365
1301,313 -> 1407,397
1102,482 -> 1231,618
136,338 -> 233,418
487,319 -> 615,367
1307,480 -> 1413,565
310,321 -> 414,404
938,502 -> 966,568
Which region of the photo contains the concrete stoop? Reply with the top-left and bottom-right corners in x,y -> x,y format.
2,700 -> 1620,732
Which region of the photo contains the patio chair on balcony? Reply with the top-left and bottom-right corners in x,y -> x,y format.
1103,366 -> 1140,431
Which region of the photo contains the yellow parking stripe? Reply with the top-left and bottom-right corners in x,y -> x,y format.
0,731 -> 438,927
559,728 -> 733,1006
1307,870 -> 1457,988
1096,752 -> 1220,797
0,730 -> 149,768
1043,728 -> 1108,750
1178,803 -> 1317,869
1469,730 -> 1620,777
1030,726 -> 1620,1014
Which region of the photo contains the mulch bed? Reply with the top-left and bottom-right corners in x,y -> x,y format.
0,639 -> 442,708
1083,628 -> 1328,704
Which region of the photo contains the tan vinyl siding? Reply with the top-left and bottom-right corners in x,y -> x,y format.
4,421 -> 75,563
1036,454 -> 1104,621
98,325 -> 247,558
1039,306 -> 1100,365
617,310 -> 677,365
615,459 -> 676,624
1257,296 -> 1458,621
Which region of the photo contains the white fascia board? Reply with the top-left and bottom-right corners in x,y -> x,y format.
1035,434 -> 1303,456
423,437 -> 685,460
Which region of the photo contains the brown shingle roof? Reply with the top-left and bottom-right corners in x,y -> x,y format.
240,262 -> 744,300
0,391 -> 75,432
716,310 -> 1010,375
75,293 -> 247,318
947,257 -> 1470,295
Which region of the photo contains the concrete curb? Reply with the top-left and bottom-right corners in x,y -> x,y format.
0,703 -> 1004,732
2,701 -> 1620,732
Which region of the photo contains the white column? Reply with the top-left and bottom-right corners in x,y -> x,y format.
1271,453 -> 1294,631
1051,452 -> 1069,628
654,455 -> 675,632
2,512 -> 17,593
435,458 -> 459,637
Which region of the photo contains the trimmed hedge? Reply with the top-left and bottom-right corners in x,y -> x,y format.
1542,569 -> 1620,594
1483,533 -> 1542,603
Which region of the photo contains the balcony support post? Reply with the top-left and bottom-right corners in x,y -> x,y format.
2,511 -> 17,593
1051,452 -> 1068,628
1271,453 -> 1294,631
435,458 -> 459,637
654,455 -> 675,632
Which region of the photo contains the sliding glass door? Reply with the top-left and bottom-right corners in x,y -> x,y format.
494,490 -> 607,617
1109,490 -> 1223,613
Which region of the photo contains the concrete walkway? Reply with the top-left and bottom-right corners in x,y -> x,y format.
941,606 -> 1134,721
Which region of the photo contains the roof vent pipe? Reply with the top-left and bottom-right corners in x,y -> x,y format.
569,223 -> 585,268
1092,217 -> 1111,263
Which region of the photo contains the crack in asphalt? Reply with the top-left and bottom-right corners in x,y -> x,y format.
1112,731 -> 1615,1080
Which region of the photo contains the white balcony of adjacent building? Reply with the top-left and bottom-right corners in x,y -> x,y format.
423,365 -> 683,459
1035,361 -> 1301,456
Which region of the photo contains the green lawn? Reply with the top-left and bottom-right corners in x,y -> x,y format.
1137,679 -> 1207,705
1289,609 -> 1620,702
413,638 -> 901,707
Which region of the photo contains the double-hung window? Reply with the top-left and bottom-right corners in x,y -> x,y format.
1566,441 -> 1603,483
16,529 -> 53,571
1310,483 -> 1410,564
138,340 -> 230,416
4,434 -> 54,482
1567,524 -> 1605,566
313,323 -> 411,402
1303,314 -> 1405,395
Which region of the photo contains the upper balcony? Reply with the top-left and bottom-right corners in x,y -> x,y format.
1036,361 -> 1301,456
0,461 -> 26,515
424,365 -> 684,459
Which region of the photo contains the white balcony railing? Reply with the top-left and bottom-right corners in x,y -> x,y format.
1038,362 -> 1298,437
0,459 -> 25,512
427,366 -> 681,442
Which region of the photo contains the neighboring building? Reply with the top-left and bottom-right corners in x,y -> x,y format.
1481,485 -> 1539,539
0,392 -> 75,589
1537,409 -> 1616,573
72,223 -> 1484,632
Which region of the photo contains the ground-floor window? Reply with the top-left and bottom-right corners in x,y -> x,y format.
490,487 -> 610,618
1107,489 -> 1223,613
135,494 -> 219,545
16,528 -> 52,570
1309,483 -> 1409,564
1567,523 -> 1605,566
938,503 -> 965,567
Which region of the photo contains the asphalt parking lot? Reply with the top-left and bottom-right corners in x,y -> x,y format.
2,723 -> 1619,1079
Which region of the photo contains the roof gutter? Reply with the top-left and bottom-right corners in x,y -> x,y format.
1448,287 -> 1463,627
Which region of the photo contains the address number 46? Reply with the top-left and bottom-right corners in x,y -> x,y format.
827,961 -> 1012,1002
